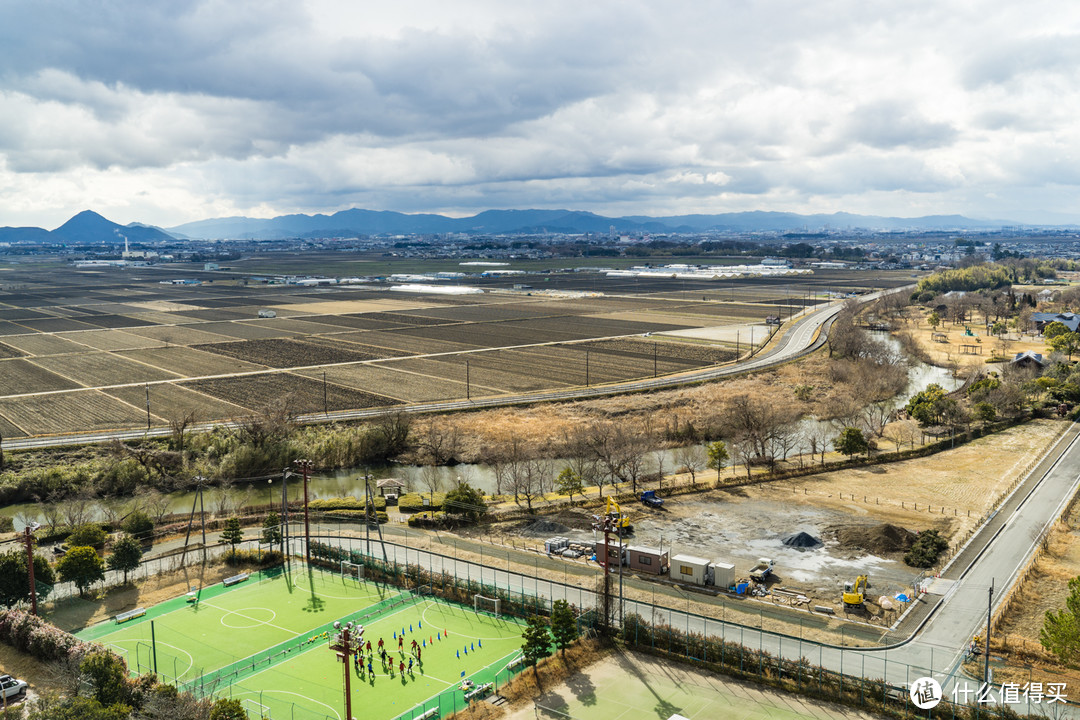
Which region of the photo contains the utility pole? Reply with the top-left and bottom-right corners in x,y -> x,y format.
295,459 -> 314,564
984,578 -> 994,687
22,523 -> 40,616
323,371 -> 328,415
145,384 -> 151,430
329,621 -> 363,720
653,342 -> 657,377
586,350 -> 590,387
466,360 -> 470,401
363,473 -> 373,558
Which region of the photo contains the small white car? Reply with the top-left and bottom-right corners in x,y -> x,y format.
0,674 -> 27,699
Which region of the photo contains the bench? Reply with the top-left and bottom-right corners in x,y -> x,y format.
115,608 -> 146,624
464,682 -> 493,702
417,709 -> 438,720
223,573 -> 250,587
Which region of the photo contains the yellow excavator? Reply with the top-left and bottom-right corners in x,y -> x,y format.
842,575 -> 868,609
593,496 -> 633,534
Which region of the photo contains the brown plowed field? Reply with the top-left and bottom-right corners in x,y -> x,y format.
192,338 -> 385,368
583,337 -> 734,364
0,358 -> 83,393
182,373 -> 400,414
331,330 -> 481,355
106,383 -> 251,421
0,334 -> 89,356
118,346 -> 268,376
55,329 -> 163,351
191,321 -> 298,340
32,353 -> 180,386
126,325 -> 239,345
0,390 -> 149,435
12,317 -> 97,333
295,364 -> 464,403
0,342 -> 26,359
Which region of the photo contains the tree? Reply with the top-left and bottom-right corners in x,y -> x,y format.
210,698 -> 248,720
108,535 -> 143,584
121,510 -> 155,545
905,384 -> 949,426
927,311 -> 940,329
555,467 -> 584,504
27,695 -> 130,720
220,517 -> 244,549
1049,331 -> 1080,360
1043,320 -> 1070,340
80,649 -> 131,707
1041,576 -> 1080,664
521,614 -> 552,671
549,599 -> 578,655
261,511 -> 282,547
673,445 -> 705,487
833,427 -> 869,458
67,523 -> 107,550
57,546 -> 106,597
0,549 -> 55,607
444,482 -> 487,523
706,441 -> 729,483
974,401 -> 997,423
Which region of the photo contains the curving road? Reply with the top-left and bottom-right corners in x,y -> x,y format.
0,295 -> 852,452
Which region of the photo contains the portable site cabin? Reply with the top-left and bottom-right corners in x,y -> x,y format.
594,540 -> 626,567
709,561 -> 735,589
671,554 -> 711,585
625,545 -> 669,575
257,309 -> 277,318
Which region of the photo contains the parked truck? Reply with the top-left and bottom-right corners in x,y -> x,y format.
749,558 -> 774,581
640,490 -> 664,508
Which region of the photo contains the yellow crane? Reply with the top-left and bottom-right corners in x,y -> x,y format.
842,575 -> 868,608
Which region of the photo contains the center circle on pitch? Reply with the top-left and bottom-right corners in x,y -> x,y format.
220,607 -> 277,629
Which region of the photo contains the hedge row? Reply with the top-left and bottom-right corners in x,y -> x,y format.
399,492 -> 446,512
309,496 -> 386,511
0,608 -> 99,665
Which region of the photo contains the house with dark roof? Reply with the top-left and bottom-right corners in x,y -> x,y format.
1031,312 -> 1080,333
1011,351 -> 1046,369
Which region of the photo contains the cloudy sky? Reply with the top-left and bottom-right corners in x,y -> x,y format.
2,1 -> 1080,229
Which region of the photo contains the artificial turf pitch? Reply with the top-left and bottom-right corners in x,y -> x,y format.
77,563 -> 528,720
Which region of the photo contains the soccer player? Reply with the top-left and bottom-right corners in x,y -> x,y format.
399,660 -> 405,676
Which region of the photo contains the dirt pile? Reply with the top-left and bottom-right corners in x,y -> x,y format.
782,531 -> 822,549
830,523 -> 916,554
517,518 -> 572,537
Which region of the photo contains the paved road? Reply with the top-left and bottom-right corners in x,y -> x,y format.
0,295 -> 852,452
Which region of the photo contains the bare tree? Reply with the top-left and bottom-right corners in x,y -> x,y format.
37,496 -> 62,532
860,400 -> 895,439
232,395 -> 297,449
417,421 -> 460,466
137,489 -> 173,525
59,491 -> 95,528
802,425 -> 831,466
169,409 -> 197,454
420,463 -> 443,496
673,445 -> 705,487
510,457 -> 550,513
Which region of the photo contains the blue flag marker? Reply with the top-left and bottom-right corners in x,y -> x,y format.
456,650 -> 460,658
461,671 -> 466,678
410,624 -> 413,632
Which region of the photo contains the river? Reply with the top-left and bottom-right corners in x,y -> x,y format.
1,334 -> 961,529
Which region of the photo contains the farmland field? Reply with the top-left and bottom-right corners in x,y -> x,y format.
0,259 -> 914,436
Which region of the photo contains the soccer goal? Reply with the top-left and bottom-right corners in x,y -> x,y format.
243,698 -> 272,719
474,594 -> 501,616
341,560 -> 364,582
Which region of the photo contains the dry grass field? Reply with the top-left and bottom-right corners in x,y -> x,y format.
182,373 -> 400,413
0,358 -> 82,393
55,328 -> 164,351
106,382 -> 250,420
0,333 -> 89,356
295,364 -> 466,402
32,352 -> 180,385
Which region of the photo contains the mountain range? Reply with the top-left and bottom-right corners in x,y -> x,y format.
0,208 -> 1027,245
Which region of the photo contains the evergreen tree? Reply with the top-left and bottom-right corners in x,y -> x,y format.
706,441 -> 729,482
220,517 -> 244,549
107,535 -> 143,584
56,546 -> 106,597
556,467 -> 584,504
549,599 -> 578,655
833,427 -> 869,457
0,549 -> 55,607
1042,576 -> 1080,663
261,511 -> 282,547
521,615 -> 552,671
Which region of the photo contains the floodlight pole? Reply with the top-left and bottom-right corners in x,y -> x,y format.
22,525 -> 38,616
295,459 -> 314,564
329,621 -> 362,720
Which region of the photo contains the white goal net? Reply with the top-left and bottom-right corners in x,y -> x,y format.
243,698 -> 272,719
474,594 -> 501,616
341,560 -> 364,582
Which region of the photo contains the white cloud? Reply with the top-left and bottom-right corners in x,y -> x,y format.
3,1 -> 1080,227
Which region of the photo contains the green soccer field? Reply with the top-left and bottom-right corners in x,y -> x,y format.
77,563 -> 528,720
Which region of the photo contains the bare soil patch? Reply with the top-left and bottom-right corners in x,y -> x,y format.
0,342 -> 25,359
0,333 -> 89,356
119,345 -> 268,376
295,364 -> 464,403
0,390 -> 150,435
55,329 -> 164,351
106,382 -> 251,420
32,352 -> 180,385
0,358 -> 82,394
828,523 -> 916,554
182,373 -> 400,413
192,338 -> 382,368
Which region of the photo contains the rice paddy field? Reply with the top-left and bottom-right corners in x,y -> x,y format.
77,563 -> 530,720
0,259 -> 912,437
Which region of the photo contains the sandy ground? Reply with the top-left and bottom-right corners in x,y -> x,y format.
506,647 -> 881,720
659,321 -> 771,344
900,306 -> 1048,371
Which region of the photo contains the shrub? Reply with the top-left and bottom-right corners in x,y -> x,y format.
309,496 -> 385,511
318,509 -> 388,524
120,511 -> 155,544
67,523 -> 107,550
407,512 -> 449,528
223,549 -> 284,567
0,517 -> 12,533
399,492 -> 445,513
904,529 -> 949,568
